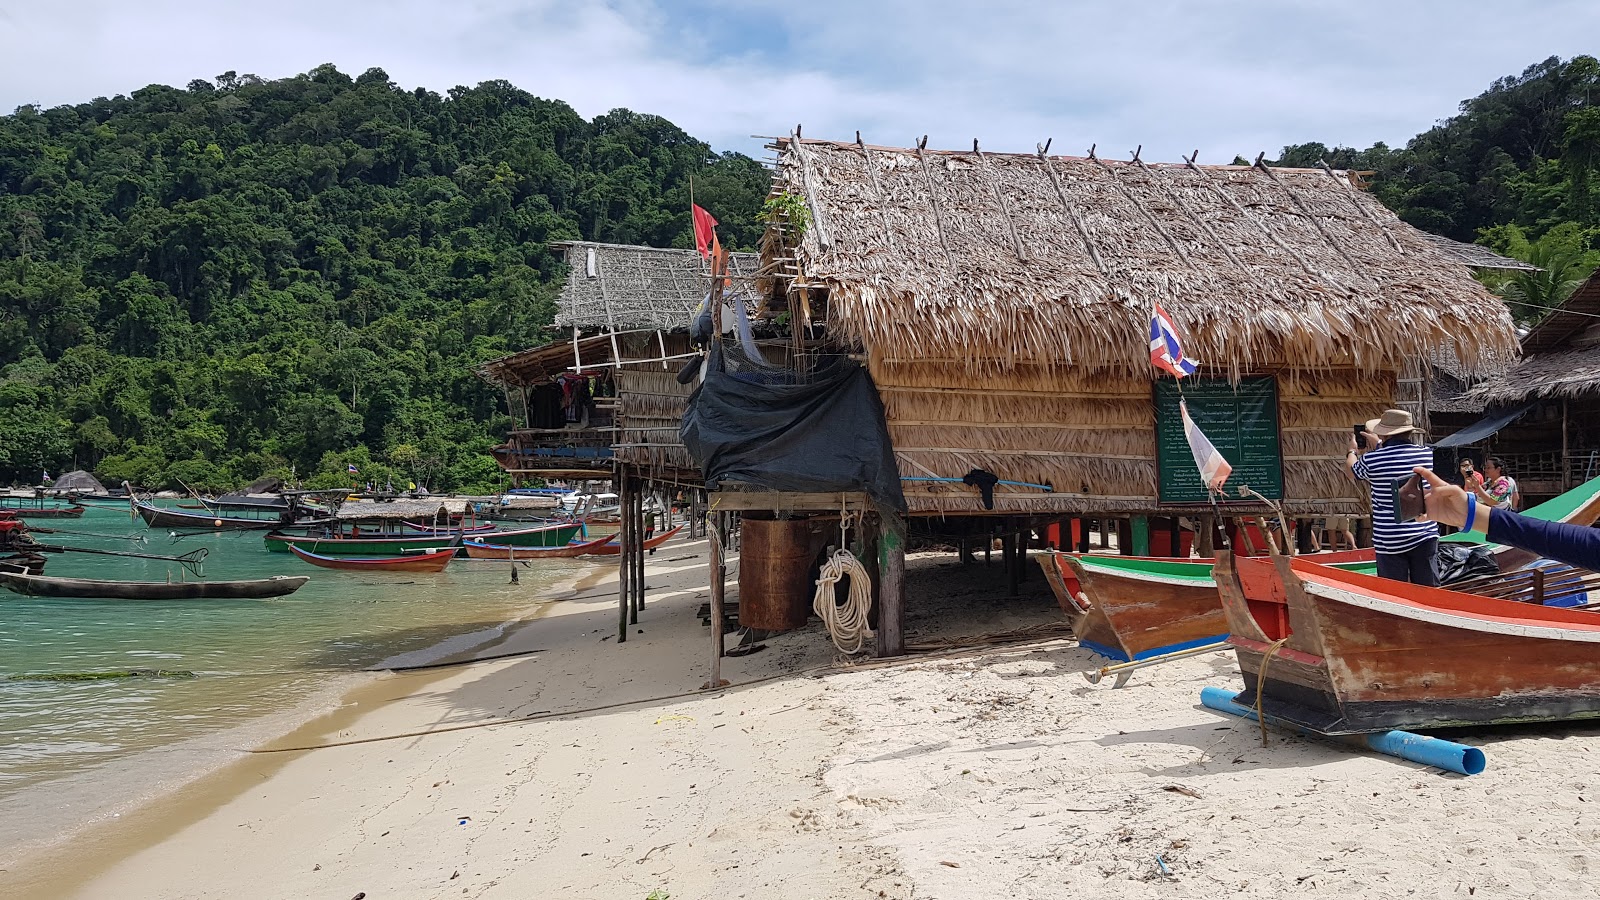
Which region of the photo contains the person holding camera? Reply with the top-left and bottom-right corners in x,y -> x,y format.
1345,409 -> 1439,586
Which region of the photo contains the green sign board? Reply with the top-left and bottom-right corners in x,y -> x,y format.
1154,377 -> 1283,503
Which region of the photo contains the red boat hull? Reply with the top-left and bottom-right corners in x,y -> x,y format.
290,545 -> 456,573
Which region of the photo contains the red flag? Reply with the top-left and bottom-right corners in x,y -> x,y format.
692,204 -> 718,259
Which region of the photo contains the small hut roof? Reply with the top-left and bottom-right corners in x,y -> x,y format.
552,241 -> 761,332
478,334 -> 614,388
1464,271 -> 1600,406
333,499 -> 470,521
1520,269 -> 1600,356
53,470 -> 106,493
770,137 -> 1519,376
1414,233 -> 1537,272
1464,347 -> 1600,406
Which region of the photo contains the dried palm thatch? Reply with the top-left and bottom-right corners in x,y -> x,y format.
1414,233 -> 1537,272
769,138 -> 1518,378
1465,348 -> 1600,406
553,241 -> 761,332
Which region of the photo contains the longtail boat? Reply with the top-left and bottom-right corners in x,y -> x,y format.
1043,549 -> 1373,662
462,534 -> 617,560
469,522 -> 585,548
1041,474 -> 1600,663
264,532 -> 459,555
579,524 -> 683,556
290,545 -> 456,573
402,520 -> 498,535
0,572 -> 309,600
1215,551 -> 1600,734
0,499 -> 87,519
136,500 -> 287,531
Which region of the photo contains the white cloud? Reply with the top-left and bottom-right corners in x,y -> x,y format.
1,1 -> 1596,163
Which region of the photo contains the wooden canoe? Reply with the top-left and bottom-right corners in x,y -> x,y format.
264,532 -> 459,555
290,544 -> 456,573
462,534 -> 617,560
1216,551 -> 1600,734
1039,549 -> 1373,662
0,572 -> 309,600
1,503 -> 87,519
578,524 -> 683,556
137,501 -> 285,530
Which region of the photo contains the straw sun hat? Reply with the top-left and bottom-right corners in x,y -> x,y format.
1365,408 -> 1417,438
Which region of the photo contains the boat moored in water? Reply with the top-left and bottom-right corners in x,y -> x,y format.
289,545 -> 457,573
0,572 -> 310,600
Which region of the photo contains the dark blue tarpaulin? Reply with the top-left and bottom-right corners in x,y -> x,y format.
1435,402 -> 1537,448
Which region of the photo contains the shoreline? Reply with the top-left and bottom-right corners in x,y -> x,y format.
0,561 -> 607,890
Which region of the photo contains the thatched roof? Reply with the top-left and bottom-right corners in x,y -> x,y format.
552,241 -> 761,332
479,334 -> 614,388
333,499 -> 471,521
769,137 -> 1518,377
1464,271 -> 1600,406
53,470 -> 106,493
1521,269 -> 1600,356
1415,233 -> 1537,272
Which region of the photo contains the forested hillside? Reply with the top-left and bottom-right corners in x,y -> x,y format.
2,57 -> 1598,490
0,64 -> 768,489
1266,54 -> 1600,322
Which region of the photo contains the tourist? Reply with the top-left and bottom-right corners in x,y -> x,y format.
1472,456 -> 1520,511
1414,466 -> 1600,572
1345,409 -> 1439,586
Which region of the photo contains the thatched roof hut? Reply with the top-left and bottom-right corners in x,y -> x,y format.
479,242 -> 762,483
1467,270 -> 1600,407
760,136 -> 1521,517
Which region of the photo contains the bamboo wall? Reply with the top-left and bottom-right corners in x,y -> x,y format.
614,333 -> 699,481
872,358 -> 1384,517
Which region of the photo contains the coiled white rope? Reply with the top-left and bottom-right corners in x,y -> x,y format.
814,548 -> 875,655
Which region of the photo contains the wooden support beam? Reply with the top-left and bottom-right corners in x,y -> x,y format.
710,491 -> 872,512
1036,146 -> 1109,275
914,136 -> 959,269
877,518 -> 905,658
617,474 -> 631,642
706,511 -> 728,688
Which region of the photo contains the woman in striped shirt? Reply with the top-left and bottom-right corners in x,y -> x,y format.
1346,409 -> 1439,586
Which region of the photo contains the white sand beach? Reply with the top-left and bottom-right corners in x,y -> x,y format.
8,537 -> 1600,899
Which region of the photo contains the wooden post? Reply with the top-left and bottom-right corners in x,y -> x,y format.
617,474 -> 631,643
1131,516 -> 1150,557
1563,399 -> 1571,492
877,516 -> 905,658
707,509 -> 727,687
1196,515 -> 1216,557
958,536 -> 972,565
1002,532 -> 1018,597
631,485 -> 645,617
1076,518 -> 1091,553
1098,518 -> 1109,549
1533,568 -> 1547,606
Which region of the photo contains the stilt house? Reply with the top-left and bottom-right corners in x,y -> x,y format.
478,241 -> 759,484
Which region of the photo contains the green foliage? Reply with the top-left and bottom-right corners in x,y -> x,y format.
758,191 -> 812,241
1267,54 -> 1600,327
0,65 -> 769,488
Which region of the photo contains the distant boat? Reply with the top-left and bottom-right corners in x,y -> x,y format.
289,545 -> 456,573
471,522 -> 585,548
401,520 -> 499,535
462,534 -> 617,560
135,500 -> 287,531
264,532 -> 460,555
579,524 -> 683,556
0,495 -> 86,519
0,572 -> 309,600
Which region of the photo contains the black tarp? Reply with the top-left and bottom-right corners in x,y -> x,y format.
1435,402 -> 1537,448
681,349 -> 907,516
1438,541 -> 1499,584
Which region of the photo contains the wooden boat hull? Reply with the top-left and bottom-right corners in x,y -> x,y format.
402,521 -> 498,535
472,523 -> 584,548
579,524 -> 682,556
0,572 -> 309,600
3,505 -> 86,519
265,533 -> 459,555
137,502 -> 283,530
290,545 -> 455,573
463,534 -> 617,560
1217,553 -> 1600,734
1038,549 -> 1373,663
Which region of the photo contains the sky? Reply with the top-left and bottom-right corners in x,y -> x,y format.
1,0 -> 1597,162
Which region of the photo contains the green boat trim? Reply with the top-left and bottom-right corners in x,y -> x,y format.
264,533 -> 459,555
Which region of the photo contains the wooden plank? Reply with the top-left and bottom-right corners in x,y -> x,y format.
710,491 -> 872,512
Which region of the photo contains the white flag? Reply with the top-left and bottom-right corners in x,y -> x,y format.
1180,399 -> 1232,491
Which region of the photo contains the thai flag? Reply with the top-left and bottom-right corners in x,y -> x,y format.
1150,304 -> 1198,378
347,463 -> 359,475
1180,399 -> 1233,491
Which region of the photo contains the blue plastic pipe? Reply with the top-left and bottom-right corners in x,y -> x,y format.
1200,686 -> 1487,776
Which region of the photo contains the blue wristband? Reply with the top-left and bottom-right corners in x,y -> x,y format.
1465,492 -> 1477,532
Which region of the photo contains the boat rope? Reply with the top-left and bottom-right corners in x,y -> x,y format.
1253,637 -> 1290,747
813,547 -> 875,656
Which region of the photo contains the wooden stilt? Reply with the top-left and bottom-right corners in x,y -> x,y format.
1098,518 -> 1109,549
877,516 -> 905,658
1196,515 -> 1216,557
706,510 -> 727,688
631,485 -> 644,618
1077,518 -> 1091,553
1131,516 -> 1150,557
617,474 -> 631,643
1003,532 -> 1019,597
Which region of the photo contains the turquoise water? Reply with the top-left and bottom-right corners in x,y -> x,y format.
0,504 -> 586,796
